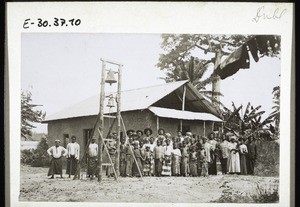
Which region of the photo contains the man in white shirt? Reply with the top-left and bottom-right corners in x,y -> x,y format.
47,139 -> 68,179
66,136 -> 80,178
219,134 -> 230,175
87,137 -> 98,179
203,137 -> 212,164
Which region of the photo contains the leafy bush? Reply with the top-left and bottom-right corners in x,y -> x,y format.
21,137 -> 50,167
211,183 -> 279,203
251,183 -> 279,203
21,149 -> 36,164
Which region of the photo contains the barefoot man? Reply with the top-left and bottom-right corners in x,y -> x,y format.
47,139 -> 68,179
66,136 -> 80,178
87,137 -> 98,180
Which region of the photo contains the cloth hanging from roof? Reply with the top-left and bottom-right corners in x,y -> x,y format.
215,44 -> 250,80
247,37 -> 259,62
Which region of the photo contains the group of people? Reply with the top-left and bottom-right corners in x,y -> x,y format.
46,128 -> 258,179
115,128 -> 258,178
47,136 -> 80,179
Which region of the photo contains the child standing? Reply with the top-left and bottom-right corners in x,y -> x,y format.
199,146 -> 208,177
153,140 -> 165,177
143,146 -> 152,176
180,141 -> 189,177
189,146 -> 198,177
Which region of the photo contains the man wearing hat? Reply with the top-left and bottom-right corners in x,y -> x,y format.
143,128 -> 153,144
66,136 -> 80,178
47,140 -> 68,179
136,130 -> 144,147
87,137 -> 98,180
126,129 -> 135,139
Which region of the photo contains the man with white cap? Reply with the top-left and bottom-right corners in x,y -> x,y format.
185,132 -> 193,147
47,139 -> 68,179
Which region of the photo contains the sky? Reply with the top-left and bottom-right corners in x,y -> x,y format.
21,33 -> 280,133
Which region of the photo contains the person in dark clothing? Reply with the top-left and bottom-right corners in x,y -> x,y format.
247,136 -> 257,175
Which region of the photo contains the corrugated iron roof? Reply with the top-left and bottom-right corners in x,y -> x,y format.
44,80 -> 188,122
148,106 -> 222,122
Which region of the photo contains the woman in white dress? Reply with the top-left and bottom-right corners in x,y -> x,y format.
227,137 -> 241,174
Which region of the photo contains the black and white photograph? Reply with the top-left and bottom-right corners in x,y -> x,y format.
6,2 -> 294,207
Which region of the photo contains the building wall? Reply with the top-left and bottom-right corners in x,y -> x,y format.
47,115 -> 97,152
47,109 -> 215,159
157,117 -> 214,137
47,110 -> 156,158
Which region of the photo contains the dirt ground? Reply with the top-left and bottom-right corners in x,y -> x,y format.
19,164 -> 279,203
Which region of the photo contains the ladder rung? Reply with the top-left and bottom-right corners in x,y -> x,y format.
103,138 -> 114,141
102,163 -> 112,166
103,115 -> 116,119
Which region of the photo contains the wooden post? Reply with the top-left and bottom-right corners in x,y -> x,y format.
203,120 -> 206,136
212,48 -> 222,106
115,64 -> 122,176
156,116 -> 160,132
97,60 -> 106,182
221,121 -> 224,133
98,129 -> 119,182
180,85 -> 186,132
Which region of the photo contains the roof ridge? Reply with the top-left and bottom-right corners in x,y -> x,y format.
120,80 -> 188,93
44,80 -> 189,122
88,80 -> 188,94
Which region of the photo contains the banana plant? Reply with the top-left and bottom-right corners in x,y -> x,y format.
222,102 -> 275,140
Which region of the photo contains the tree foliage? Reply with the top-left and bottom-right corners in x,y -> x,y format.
157,34 -> 249,101
222,102 -> 276,140
157,34 -> 281,104
21,90 -> 46,139
266,86 -> 280,137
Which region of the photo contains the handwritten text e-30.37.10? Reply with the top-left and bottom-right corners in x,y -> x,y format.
23,18 -> 81,29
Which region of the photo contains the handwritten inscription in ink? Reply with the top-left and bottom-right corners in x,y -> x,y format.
23,18 -> 81,29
